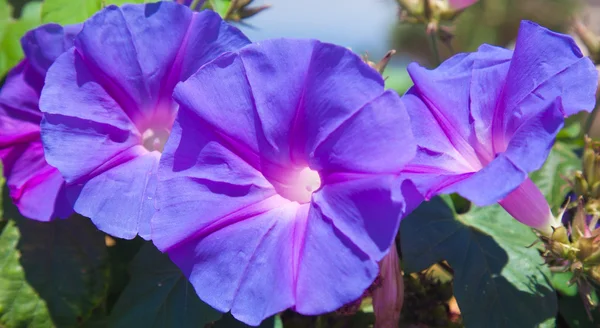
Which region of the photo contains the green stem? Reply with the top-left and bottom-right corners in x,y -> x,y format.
429,31 -> 441,66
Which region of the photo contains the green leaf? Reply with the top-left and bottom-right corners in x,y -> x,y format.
558,293 -> 600,328
552,272 -> 600,327
0,211 -> 109,327
41,0 -> 149,25
551,271 -> 578,297
0,1 -> 41,78
105,237 -> 144,312
41,0 -> 103,24
108,243 -> 222,328
0,220 -> 54,328
212,313 -> 280,328
0,163 -> 5,229
401,197 -> 557,327
208,0 -> 231,17
383,66 -> 413,95
557,112 -> 586,145
0,0 -> 13,38
530,142 -> 581,211
0,172 -> 109,328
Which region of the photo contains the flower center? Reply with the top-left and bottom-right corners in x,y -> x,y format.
142,128 -> 170,152
276,167 -> 322,204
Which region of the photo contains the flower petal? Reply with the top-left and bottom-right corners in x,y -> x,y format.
466,44 -> 512,154
502,99 -> 564,174
152,107 -> 275,250
0,101 -> 39,147
40,46 -> 141,181
311,90 -> 415,174
294,204 -> 378,314
173,39 -> 385,171
72,149 -> 158,239
496,20 -> 597,149
40,3 -> 248,238
291,41 -> 385,164
163,38 -> 419,324
168,200 -> 298,326
406,53 -> 475,152
1,141 -> 72,221
0,61 -> 43,120
401,87 -> 477,197
444,153 -> 527,206
0,23 -> 80,221
405,44 -> 512,174
402,21 -> 597,204
372,245 -> 403,328
21,23 -> 82,76
498,178 -> 553,232
72,2 -> 249,127
172,52 -> 273,172
154,108 -> 289,321
0,24 -> 81,117
238,38 -> 316,165
313,176 -> 420,260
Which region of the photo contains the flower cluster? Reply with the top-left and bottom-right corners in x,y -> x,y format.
0,1 -> 597,326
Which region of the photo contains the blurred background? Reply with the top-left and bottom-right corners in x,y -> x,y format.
220,0 -> 591,95
5,0 -> 594,90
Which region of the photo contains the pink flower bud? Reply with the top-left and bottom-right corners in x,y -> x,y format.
498,178 -> 555,235
372,246 -> 404,328
449,0 -> 478,10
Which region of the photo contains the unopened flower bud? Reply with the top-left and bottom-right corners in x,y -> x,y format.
552,226 -> 570,244
585,199 -> 600,217
448,0 -> 478,10
498,178 -> 555,236
547,226 -> 573,258
582,137 -> 600,189
575,235 -> 600,265
575,171 -> 590,197
577,237 -> 593,258
396,0 -> 477,33
572,202 -> 591,242
372,246 -> 404,328
595,154 -> 600,183
583,240 -> 600,265
591,181 -> 600,199
437,0 -> 478,20
396,0 -> 425,19
550,241 -> 570,259
583,145 -> 596,184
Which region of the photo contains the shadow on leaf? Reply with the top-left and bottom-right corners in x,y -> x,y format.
400,196 -> 557,327
0,184 -> 108,327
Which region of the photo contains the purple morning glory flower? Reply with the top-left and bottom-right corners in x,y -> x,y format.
0,23 -> 81,221
401,20 -> 598,233
39,2 -> 250,239
151,39 -> 423,325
